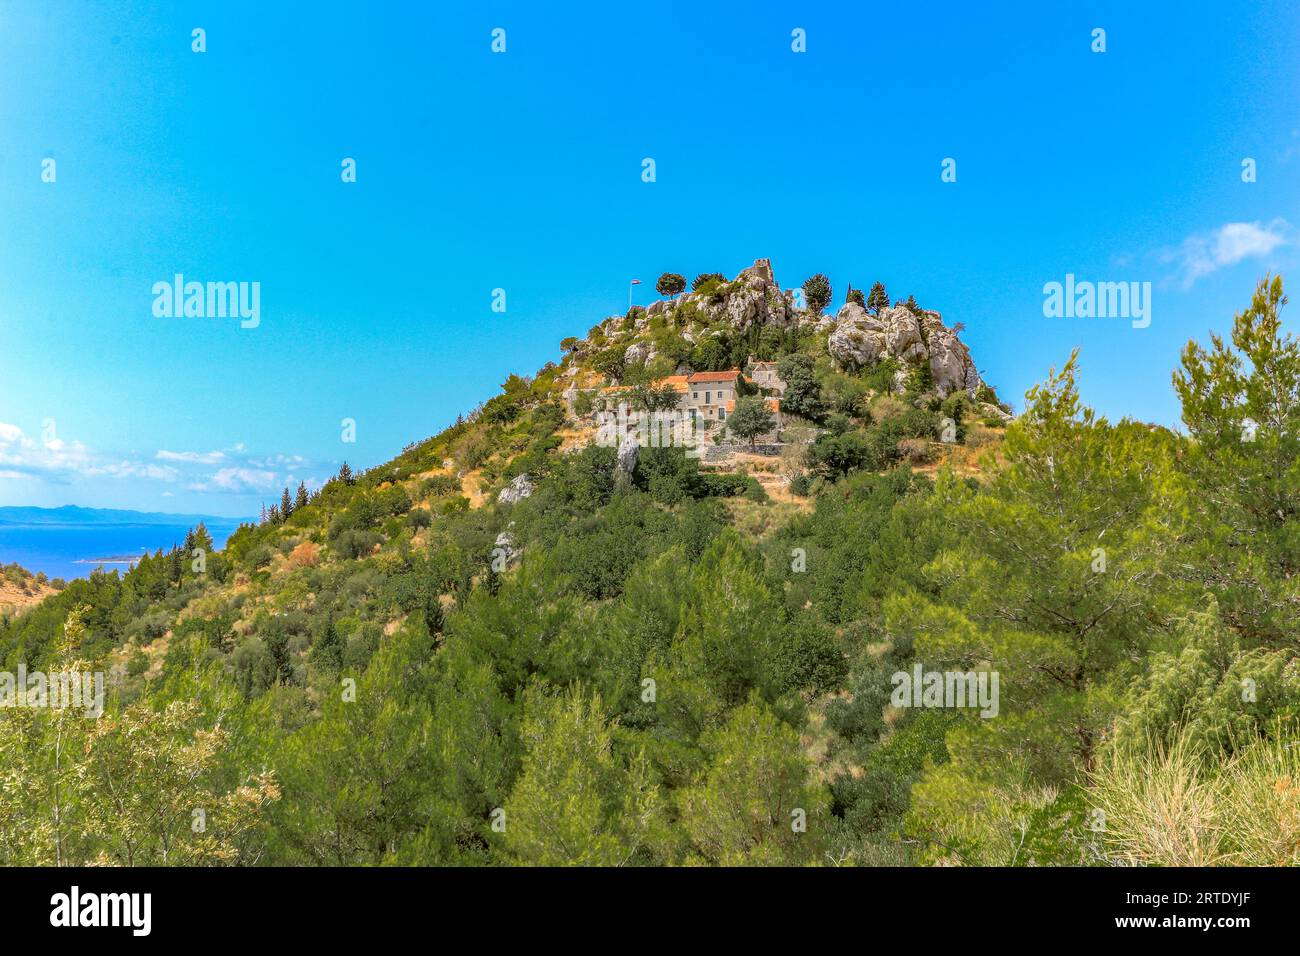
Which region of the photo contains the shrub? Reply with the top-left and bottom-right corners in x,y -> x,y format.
420,474 -> 460,498
823,373 -> 870,417
572,389 -> 596,417
690,337 -> 730,372
806,431 -> 871,479
869,395 -> 907,422
285,541 -> 320,569
648,473 -> 688,505
698,472 -> 750,497
897,437 -> 933,464
964,422 -> 1000,448
334,530 -> 381,560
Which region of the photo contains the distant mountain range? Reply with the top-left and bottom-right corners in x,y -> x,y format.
0,505 -> 249,527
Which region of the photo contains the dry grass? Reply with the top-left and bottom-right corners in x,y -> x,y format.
460,467 -> 488,508
1089,731 -> 1300,866
721,497 -> 807,537
284,540 -> 320,570
0,579 -> 57,618
913,432 -> 1005,480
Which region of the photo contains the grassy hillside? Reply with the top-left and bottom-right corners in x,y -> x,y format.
1,271 -> 1297,867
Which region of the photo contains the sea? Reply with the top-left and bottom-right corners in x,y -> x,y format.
0,520 -> 243,582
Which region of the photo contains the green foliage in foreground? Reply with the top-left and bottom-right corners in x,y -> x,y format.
0,278 -> 1297,866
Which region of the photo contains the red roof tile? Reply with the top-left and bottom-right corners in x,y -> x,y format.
688,370 -> 742,384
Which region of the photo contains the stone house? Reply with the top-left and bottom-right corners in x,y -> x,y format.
687,370 -> 743,424
597,368 -> 782,443
745,359 -> 787,397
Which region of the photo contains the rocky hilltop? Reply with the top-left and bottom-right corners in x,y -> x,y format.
561,258 -> 988,400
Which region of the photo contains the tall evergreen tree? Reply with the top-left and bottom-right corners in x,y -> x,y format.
867,281 -> 889,315
193,522 -> 214,553
1172,274 -> 1299,645
801,274 -> 832,314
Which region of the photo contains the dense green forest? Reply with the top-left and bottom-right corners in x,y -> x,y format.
0,275 -> 1296,867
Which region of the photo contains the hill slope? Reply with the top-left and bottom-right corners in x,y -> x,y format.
1,269 -> 1294,869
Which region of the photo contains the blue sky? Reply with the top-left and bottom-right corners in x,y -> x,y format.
1,0 -> 1297,516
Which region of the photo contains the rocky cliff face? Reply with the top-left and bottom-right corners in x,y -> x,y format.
828,301 -> 982,397
645,257 -> 795,333
571,257 -> 986,399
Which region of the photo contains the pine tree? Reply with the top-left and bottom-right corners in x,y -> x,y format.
193,522 -> 214,553
801,274 -> 831,314
1172,274 -> 1299,644
678,699 -> 828,865
295,482 -> 309,511
502,685 -> 664,865
867,281 -> 889,315
339,461 -> 354,485
280,487 -> 294,521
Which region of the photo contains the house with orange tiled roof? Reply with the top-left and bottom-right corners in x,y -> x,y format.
594,368 -> 781,442
687,370 -> 743,424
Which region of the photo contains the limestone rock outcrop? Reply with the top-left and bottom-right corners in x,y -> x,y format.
615,438 -> 639,476
918,312 -> 981,397
827,303 -> 982,397
576,257 -> 988,401
493,528 -> 521,567
497,473 -> 535,505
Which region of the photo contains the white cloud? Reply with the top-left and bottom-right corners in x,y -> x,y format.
1165,219 -> 1291,288
187,467 -> 279,493
0,423 -> 30,446
157,449 -> 226,464
249,453 -> 307,469
0,422 -> 179,485
2,422 -> 315,500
